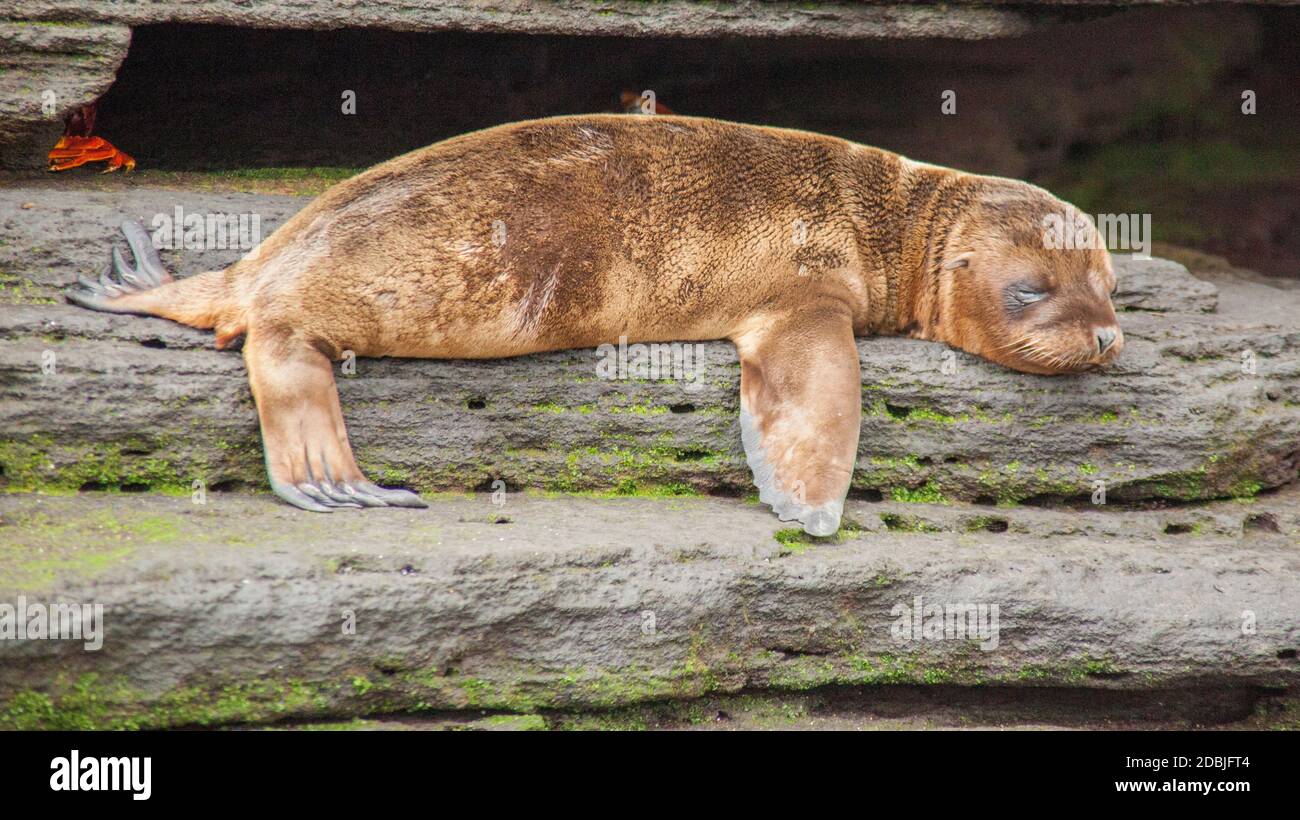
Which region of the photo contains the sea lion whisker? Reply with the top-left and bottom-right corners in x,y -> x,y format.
994,335 -> 1033,352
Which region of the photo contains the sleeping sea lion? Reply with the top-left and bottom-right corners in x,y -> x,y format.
66,114 -> 1123,535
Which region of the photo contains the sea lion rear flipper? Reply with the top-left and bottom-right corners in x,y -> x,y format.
243,330 -> 427,513
66,220 -> 173,312
65,220 -> 242,341
733,303 -> 861,537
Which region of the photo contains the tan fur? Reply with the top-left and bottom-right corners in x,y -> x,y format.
73,114 -> 1123,529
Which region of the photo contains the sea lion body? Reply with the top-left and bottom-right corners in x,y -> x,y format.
67,115 -> 1123,533
229,115 -> 899,359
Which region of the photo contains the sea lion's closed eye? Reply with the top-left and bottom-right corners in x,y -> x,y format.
1008,284 -> 1047,305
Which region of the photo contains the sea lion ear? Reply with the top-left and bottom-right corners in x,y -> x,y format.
943,252 -> 974,271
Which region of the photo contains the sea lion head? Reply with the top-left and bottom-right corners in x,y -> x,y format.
936,181 -> 1123,376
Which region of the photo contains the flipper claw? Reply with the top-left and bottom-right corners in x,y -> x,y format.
121,220 -> 170,285
335,481 -> 390,507
298,482 -> 363,509
270,478 -> 333,513
112,245 -> 148,289
318,479 -> 380,507
354,481 -> 428,508
98,262 -> 125,296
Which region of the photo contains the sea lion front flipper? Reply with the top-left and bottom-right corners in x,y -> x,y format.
243,330 -> 427,513
732,303 -> 861,536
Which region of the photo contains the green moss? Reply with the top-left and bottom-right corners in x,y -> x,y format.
0,271 -> 57,305
866,455 -> 922,473
2,509 -> 184,590
1007,657 -> 1126,685
289,718 -> 382,731
907,408 -> 960,425
531,480 -> 701,500
866,403 -> 1008,427
391,655 -> 728,716
519,442 -> 727,495
659,482 -> 698,497
608,403 -> 669,416
132,515 -> 181,541
889,480 -> 948,505
1229,478 -> 1263,500
1078,657 -> 1123,678
551,711 -> 650,731
1015,664 -> 1053,682
773,528 -> 804,548
1130,456 -> 1260,504
2,691 -> 60,730
208,167 -> 361,182
773,519 -> 864,553
963,515 -> 1009,533
1136,465 -> 1209,501
1,673 -> 336,730
868,401 -> 958,424
770,652 -> 981,691
26,546 -> 136,577
358,436 -> 722,493
879,512 -> 941,533
475,714 -> 547,731
0,437 -> 192,495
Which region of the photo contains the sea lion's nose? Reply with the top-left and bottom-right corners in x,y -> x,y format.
1095,327 -> 1118,355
